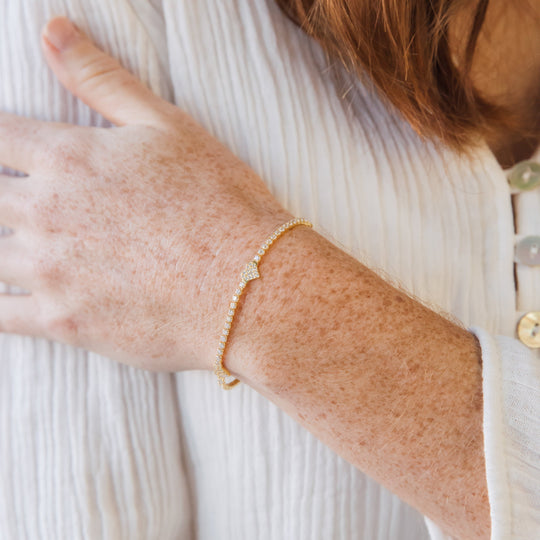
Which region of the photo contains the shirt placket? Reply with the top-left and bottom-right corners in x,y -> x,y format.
508,158 -> 540,348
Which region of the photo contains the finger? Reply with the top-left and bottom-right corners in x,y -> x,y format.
0,294 -> 44,337
41,16 -> 174,127
0,175 -> 30,228
0,112 -> 51,173
0,236 -> 34,290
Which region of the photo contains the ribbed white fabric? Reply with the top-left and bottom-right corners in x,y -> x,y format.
0,2 -> 190,540
0,1 -> 538,539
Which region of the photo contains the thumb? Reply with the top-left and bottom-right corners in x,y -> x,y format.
41,16 -> 172,127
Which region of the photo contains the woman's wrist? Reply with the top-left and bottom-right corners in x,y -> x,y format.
194,207 -> 297,374
217,222 -> 323,385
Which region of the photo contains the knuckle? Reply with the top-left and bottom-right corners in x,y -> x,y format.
33,254 -> 64,289
149,105 -> 185,132
4,183 -> 32,215
45,311 -> 81,345
38,130 -> 86,172
75,54 -> 123,91
30,193 -> 61,231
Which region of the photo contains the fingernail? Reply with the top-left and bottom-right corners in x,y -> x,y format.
43,16 -> 80,51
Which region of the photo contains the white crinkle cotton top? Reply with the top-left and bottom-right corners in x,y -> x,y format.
0,1 -> 538,539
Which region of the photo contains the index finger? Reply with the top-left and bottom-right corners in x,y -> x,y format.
0,111 -> 55,174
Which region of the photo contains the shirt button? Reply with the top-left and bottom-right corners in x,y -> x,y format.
517,312 -> 540,348
507,160 -> 540,191
515,236 -> 540,266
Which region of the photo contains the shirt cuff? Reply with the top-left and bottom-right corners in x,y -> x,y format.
422,326 -> 539,540
467,326 -> 539,539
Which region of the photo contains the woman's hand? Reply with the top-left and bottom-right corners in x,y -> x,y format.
0,16 -> 292,371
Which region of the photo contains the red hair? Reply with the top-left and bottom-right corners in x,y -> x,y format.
276,0 -> 534,154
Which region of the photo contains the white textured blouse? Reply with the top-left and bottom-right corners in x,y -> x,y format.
0,1 -> 538,539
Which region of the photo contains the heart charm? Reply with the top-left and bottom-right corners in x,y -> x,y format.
241,260 -> 260,283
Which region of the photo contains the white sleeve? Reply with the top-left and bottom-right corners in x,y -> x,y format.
423,326 -> 540,539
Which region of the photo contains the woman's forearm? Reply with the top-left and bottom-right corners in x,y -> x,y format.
223,224 -> 490,540
3,18 -> 490,538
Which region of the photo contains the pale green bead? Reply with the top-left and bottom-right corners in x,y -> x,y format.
508,160 -> 540,191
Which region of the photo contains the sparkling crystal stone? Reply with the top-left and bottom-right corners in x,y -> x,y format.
241,261 -> 260,282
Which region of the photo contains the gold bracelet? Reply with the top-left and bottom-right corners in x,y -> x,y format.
213,217 -> 313,389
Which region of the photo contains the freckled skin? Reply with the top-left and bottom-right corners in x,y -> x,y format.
225,226 -> 489,540
0,16 -> 490,540
4,119 -> 292,371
